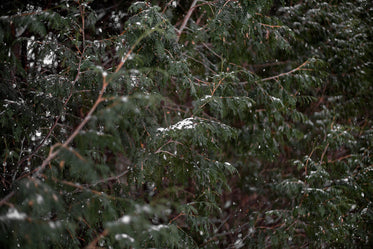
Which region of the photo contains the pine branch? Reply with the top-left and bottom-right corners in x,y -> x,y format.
16,52 -> 85,171
32,25 -> 159,176
115,23 -> 159,73
32,76 -> 108,176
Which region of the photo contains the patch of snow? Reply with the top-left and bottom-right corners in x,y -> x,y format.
224,200 -> 232,209
48,221 -> 61,229
119,215 -> 131,224
157,117 -> 197,133
304,188 -> 326,194
234,238 -> 244,248
0,208 -> 27,220
200,95 -> 212,101
149,224 -> 168,231
115,233 -> 135,242
270,96 -> 281,103
36,194 -> 44,204
361,207 -> 368,215
135,204 -> 152,213
43,52 -> 55,65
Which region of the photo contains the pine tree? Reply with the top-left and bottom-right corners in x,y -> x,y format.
1,0 -> 372,248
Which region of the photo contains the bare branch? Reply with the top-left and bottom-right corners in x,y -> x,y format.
0,191 -> 15,206
176,0 -> 198,42
259,60 -> 310,82
91,170 -> 129,186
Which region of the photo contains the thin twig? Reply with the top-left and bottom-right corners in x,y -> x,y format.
12,137 -> 25,182
216,0 -> 234,16
91,170 -> 129,186
80,3 -> 86,48
0,191 -> 15,206
155,150 -> 177,157
259,23 -> 283,28
169,212 -> 185,224
162,0 -> 176,14
259,60 -> 310,82
320,143 -> 329,163
43,174 -> 117,199
86,229 -> 108,249
328,154 -> 352,163
304,146 -> 316,180
202,42 -> 222,59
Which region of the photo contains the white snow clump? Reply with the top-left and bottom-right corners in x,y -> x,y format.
157,117 -> 197,133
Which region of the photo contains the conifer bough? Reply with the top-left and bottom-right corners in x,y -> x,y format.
0,0 -> 372,248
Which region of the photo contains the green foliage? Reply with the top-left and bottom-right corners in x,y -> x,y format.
1,0 -> 372,248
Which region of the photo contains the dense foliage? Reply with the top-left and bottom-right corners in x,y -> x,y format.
1,0 -> 372,248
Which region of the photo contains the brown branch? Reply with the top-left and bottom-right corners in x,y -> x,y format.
43,174 -> 117,200
259,60 -> 310,82
320,143 -> 329,163
304,146 -> 316,180
79,3 -> 86,48
202,42 -> 222,59
185,54 -> 217,74
33,76 -> 108,176
115,26 -> 158,73
210,77 -> 225,96
0,191 -> 15,206
328,154 -> 353,163
216,0 -> 235,16
162,0 -> 176,14
259,23 -> 283,28
155,150 -> 177,157
86,229 -> 108,249
176,0 -> 199,42
169,212 -> 185,224
243,60 -> 291,69
91,170 -> 129,186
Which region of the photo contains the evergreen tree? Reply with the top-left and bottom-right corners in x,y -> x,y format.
0,0 -> 372,248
